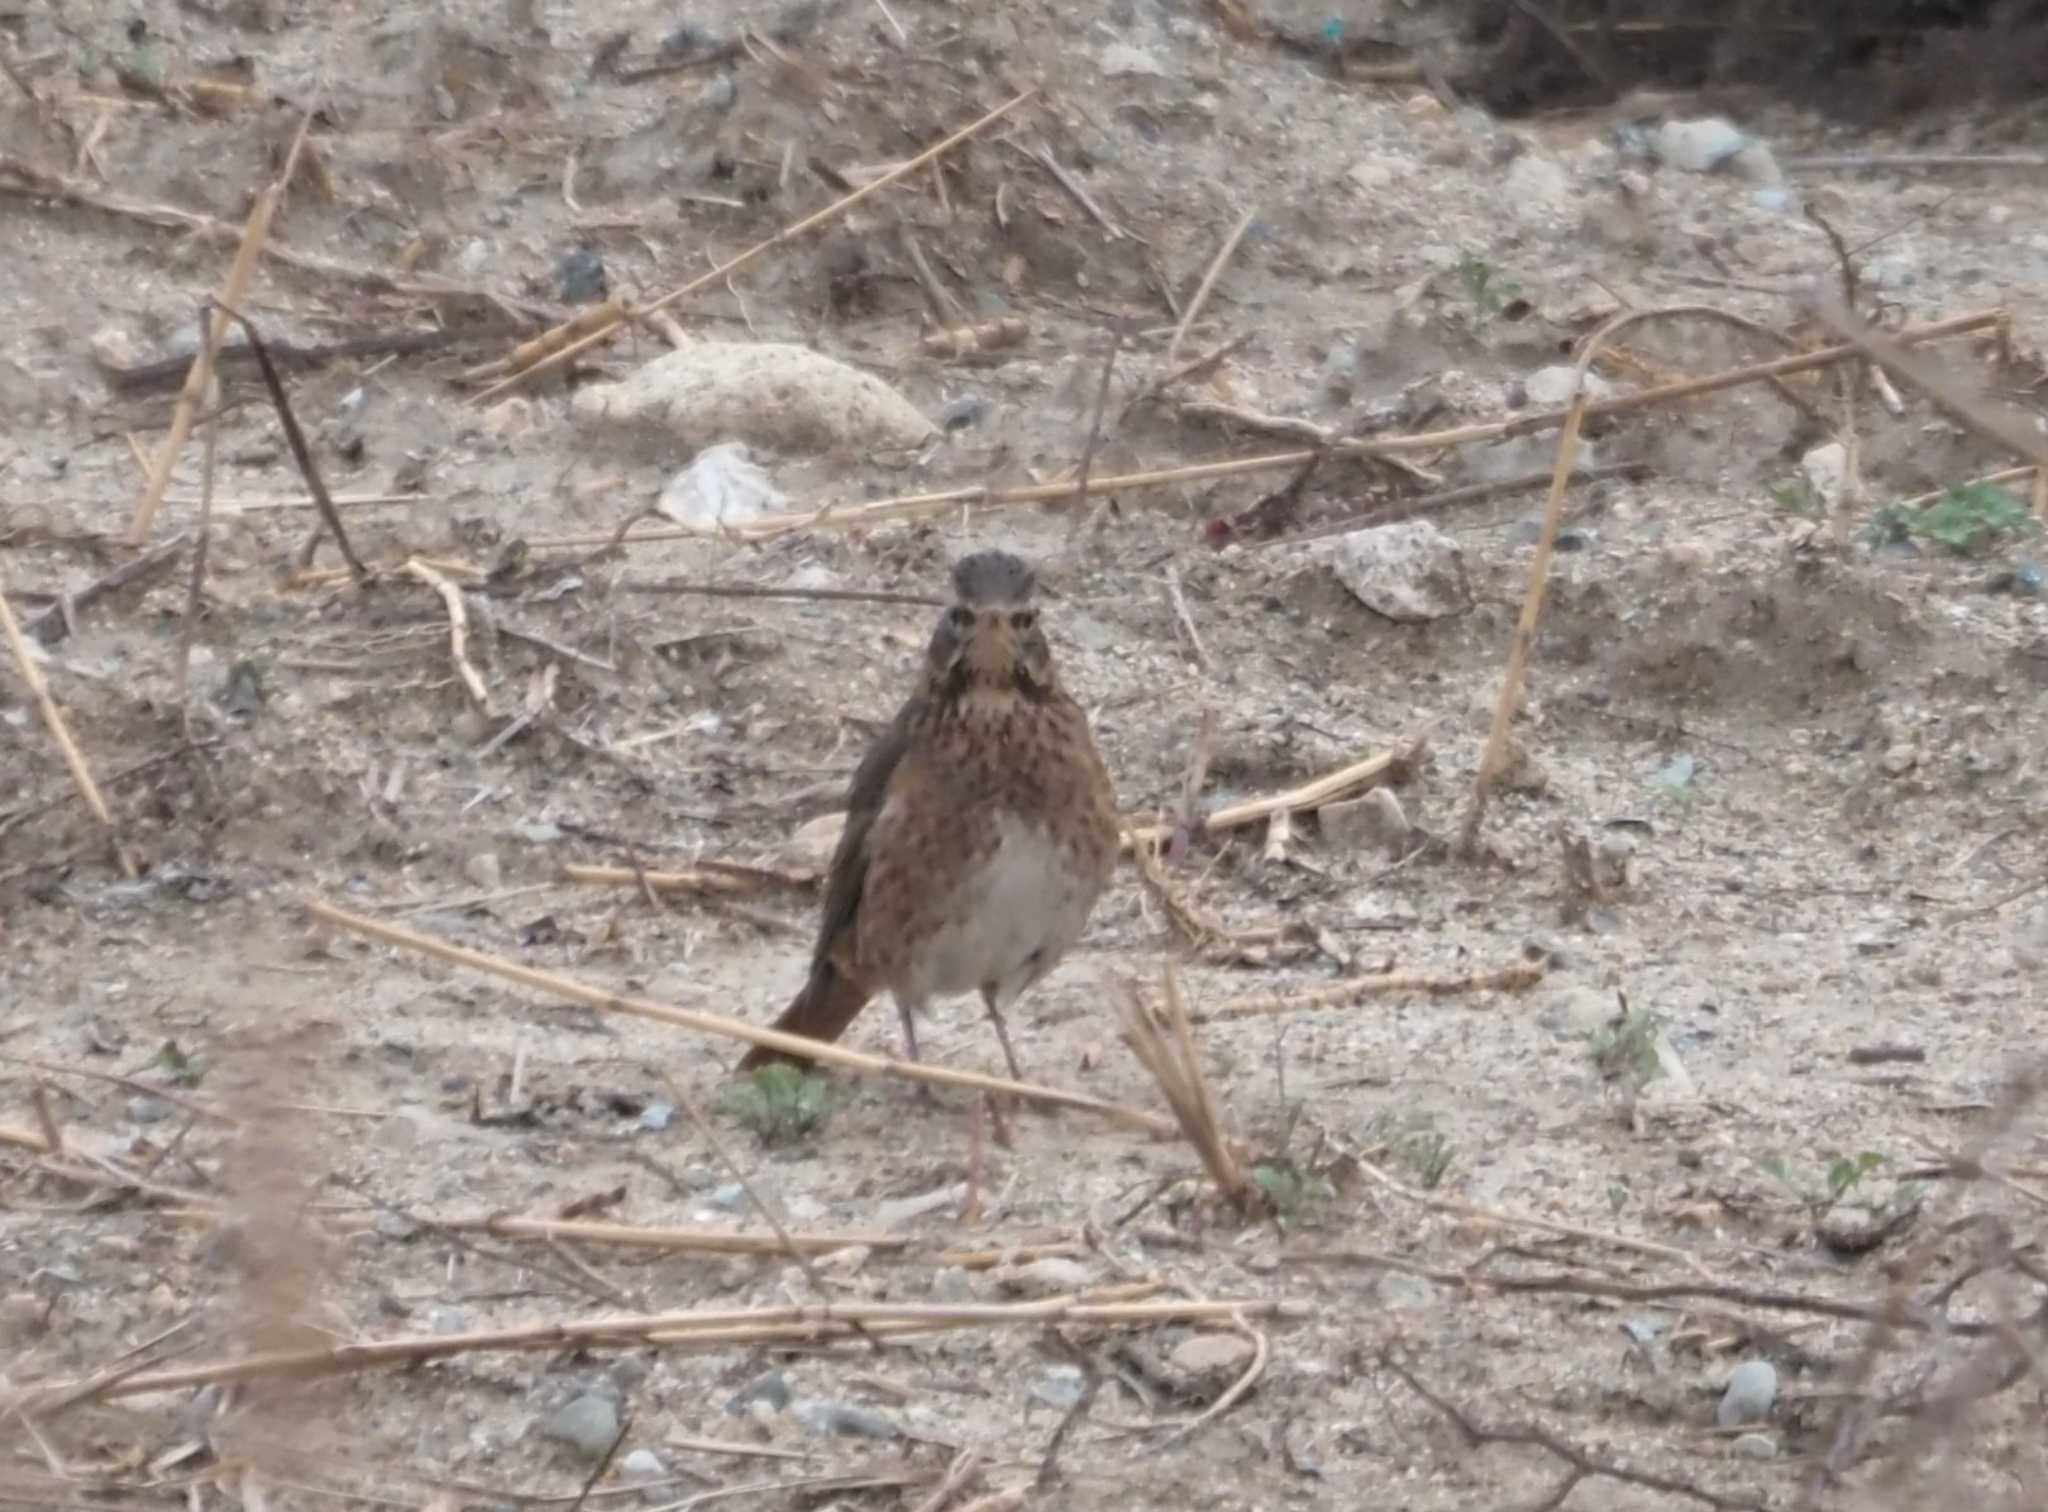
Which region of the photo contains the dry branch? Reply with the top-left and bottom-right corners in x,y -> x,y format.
9,1294 -> 1297,1411
304,898 -> 1175,1134
563,861 -> 818,895
1201,959 -> 1546,1019
472,90 -> 1035,401
127,115 -> 311,544
1123,738 -> 1423,849
403,558 -> 491,711
0,566 -> 135,877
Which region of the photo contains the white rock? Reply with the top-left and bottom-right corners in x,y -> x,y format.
656,441 -> 788,529
1328,521 -> 1469,623
1801,441 -> 1848,507
572,342 -> 935,457
620,1449 -> 665,1479
1503,154 -> 1573,225
1717,1360 -> 1778,1427
1650,118 -> 1750,173
1523,366 -> 1614,408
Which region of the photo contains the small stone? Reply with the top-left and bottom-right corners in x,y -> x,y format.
656,441 -> 788,530
725,1369 -> 791,1415
1523,366 -> 1614,408
693,73 -> 736,111
1328,520 -> 1470,623
638,1101 -> 675,1132
1649,117 -> 1751,174
1319,788 -> 1412,857
127,1095 -> 170,1125
1717,1360 -> 1777,1428
936,394 -> 988,431
620,1449 -> 665,1479
928,1265 -> 976,1302
481,398 -> 533,441
1168,1331 -> 1256,1392
90,325 -> 141,371
791,1398 -> 901,1438
1663,540 -> 1713,572
558,247 -> 608,304
1731,1432 -> 1777,1460
1801,441 -> 1848,508
543,1394 -> 621,1458
706,1182 -> 747,1210
1035,1365 -> 1086,1409
1880,743 -> 1918,778
464,851 -> 503,889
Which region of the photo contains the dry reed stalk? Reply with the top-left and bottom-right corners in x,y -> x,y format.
451,1216 -> 910,1254
127,115 -> 312,544
1122,737 -> 1422,849
1115,965 -> 1263,1213
1164,205 -> 1257,372
0,566 -> 136,876
402,558 -> 491,710
12,1293 -> 1294,1410
563,861 -> 817,895
304,898 -> 1175,1135
472,90 -> 1035,402
510,309 -> 2006,551
1201,959 -> 1548,1020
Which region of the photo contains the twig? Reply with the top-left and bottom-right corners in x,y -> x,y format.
1161,565 -> 1211,673
303,897 -> 1175,1134
173,359 -> 218,734
1034,1329 -> 1100,1491
563,862 -> 817,896
912,1449 -> 983,1512
404,560 -> 491,711
211,307 -> 367,582
1253,462 -> 1651,548
29,1082 -> 64,1158
1385,1353 -> 1766,1512
10,1294 -> 1297,1410
1065,317 -> 1129,537
1123,738 -> 1422,849
128,114 -> 312,544
474,91 -> 1036,401
1165,205 -> 1256,372
619,579 -> 945,607
18,534 -> 192,647
0,566 -> 136,877
1805,285 -> 2048,468
1201,960 -> 1546,1019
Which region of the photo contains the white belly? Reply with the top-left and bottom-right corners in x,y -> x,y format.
899,813 -> 1097,1007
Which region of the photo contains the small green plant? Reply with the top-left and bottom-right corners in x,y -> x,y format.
1589,1009 -> 1662,1090
1768,479 -> 1825,519
1455,252 -> 1522,317
719,1063 -> 832,1145
1250,1158 -> 1334,1215
1366,1111 -> 1456,1189
1757,1149 -> 1888,1210
1866,482 -> 2037,555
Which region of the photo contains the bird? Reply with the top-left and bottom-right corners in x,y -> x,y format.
736,548 -> 1120,1084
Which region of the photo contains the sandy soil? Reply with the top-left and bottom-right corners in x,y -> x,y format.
5,3 -> 2048,1509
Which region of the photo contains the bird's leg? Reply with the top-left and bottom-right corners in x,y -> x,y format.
979,984 -> 1026,1085
895,995 -> 938,1105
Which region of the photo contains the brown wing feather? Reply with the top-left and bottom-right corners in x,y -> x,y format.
734,692 -> 926,1071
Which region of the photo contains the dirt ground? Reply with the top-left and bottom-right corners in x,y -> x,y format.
5,2 -> 2048,1509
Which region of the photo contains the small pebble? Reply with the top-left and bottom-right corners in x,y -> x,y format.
464,851 -> 503,890
694,73 -> 737,111
620,1449 -> 665,1479
127,1095 -> 170,1125
1717,1359 -> 1778,1428
558,248 -> 609,305
937,394 -> 989,431
1034,1364 -> 1087,1409
1731,1432 -> 1777,1460
543,1393 -> 621,1458
706,1182 -> 747,1210
1169,1332 -> 1256,1391
638,1101 -> 675,1132
429,1308 -> 468,1335
790,1398 -> 900,1439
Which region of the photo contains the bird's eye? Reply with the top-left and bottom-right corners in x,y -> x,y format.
946,605 -> 973,628
1009,609 -> 1038,631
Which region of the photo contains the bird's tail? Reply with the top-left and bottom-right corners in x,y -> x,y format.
735,961 -> 873,1072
